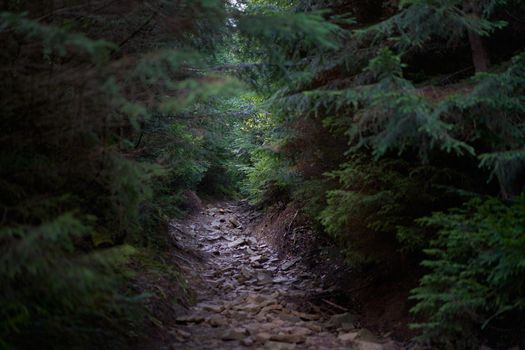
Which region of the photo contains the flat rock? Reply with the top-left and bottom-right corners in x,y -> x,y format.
207,315 -> 228,327
246,236 -> 258,245
289,326 -> 312,337
264,341 -> 296,349
270,332 -> 306,344
303,322 -> 322,332
275,312 -> 302,323
221,327 -> 248,341
338,331 -> 359,344
211,220 -> 222,229
353,328 -> 379,342
228,238 -> 246,248
293,311 -> 320,321
260,303 -> 282,313
257,271 -> 273,285
240,266 -> 254,279
173,328 -> 191,338
229,217 -> 241,228
273,276 -> 291,284
198,302 -> 224,313
255,332 -> 272,342
281,257 -> 300,270
206,232 -> 223,241
250,255 -> 263,262
353,340 -> 385,350
237,302 -> 262,313
328,312 -> 357,328
268,319 -> 285,328
241,336 -> 255,346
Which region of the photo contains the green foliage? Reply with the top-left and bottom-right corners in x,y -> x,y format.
463,52 -> 525,185
291,178 -> 332,227
0,213 -> 137,349
235,0 -> 525,347
318,155 -> 444,263
0,12 -> 149,348
235,2 -> 346,93
410,195 -> 525,348
0,12 -> 115,64
228,91 -> 300,204
364,0 -> 508,48
239,9 -> 342,53
0,2 -> 244,348
241,150 -> 299,204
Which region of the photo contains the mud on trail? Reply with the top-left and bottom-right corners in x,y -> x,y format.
164,201 -> 400,350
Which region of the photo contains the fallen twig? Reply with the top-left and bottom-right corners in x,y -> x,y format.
321,298 -> 349,312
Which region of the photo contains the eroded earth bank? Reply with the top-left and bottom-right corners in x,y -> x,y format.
161,201 -> 410,350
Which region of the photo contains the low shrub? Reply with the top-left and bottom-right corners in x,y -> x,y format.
411,195 -> 525,348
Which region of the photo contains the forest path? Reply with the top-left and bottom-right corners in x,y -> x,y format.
168,201 -> 391,350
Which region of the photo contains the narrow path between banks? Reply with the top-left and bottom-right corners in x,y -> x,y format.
167,201 -> 395,350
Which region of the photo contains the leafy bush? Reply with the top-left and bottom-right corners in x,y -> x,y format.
241,150 -> 299,205
410,195 -> 525,348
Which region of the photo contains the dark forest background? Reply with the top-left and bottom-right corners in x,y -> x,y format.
1,0 -> 525,349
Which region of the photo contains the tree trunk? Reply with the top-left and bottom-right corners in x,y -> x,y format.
497,159 -> 525,200
464,1 -> 491,73
468,27 -> 490,72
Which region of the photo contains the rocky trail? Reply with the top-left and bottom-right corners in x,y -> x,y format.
167,201 -> 400,350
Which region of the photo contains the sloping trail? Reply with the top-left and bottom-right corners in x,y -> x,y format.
168,201 -> 393,350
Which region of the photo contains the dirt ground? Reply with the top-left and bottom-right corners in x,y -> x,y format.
137,200 -> 423,350
252,203 -> 422,341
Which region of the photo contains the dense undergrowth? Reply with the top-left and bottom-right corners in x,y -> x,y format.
1,0 -> 525,349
